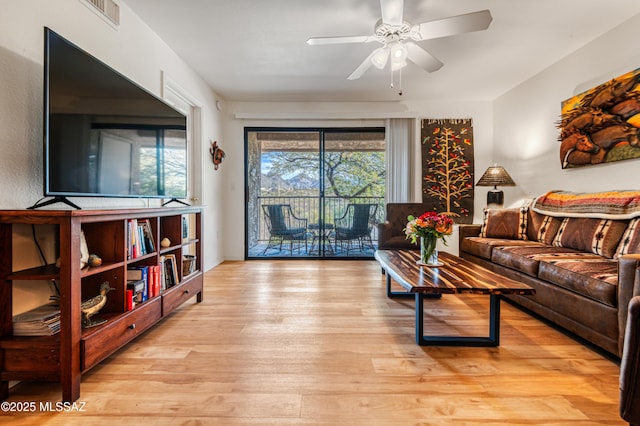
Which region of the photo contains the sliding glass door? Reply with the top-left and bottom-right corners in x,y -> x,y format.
245,127 -> 385,259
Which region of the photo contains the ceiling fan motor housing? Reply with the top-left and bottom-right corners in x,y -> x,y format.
373,19 -> 417,44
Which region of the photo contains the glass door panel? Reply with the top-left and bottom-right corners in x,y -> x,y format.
246,130 -> 319,258
323,131 -> 386,258
246,128 -> 385,259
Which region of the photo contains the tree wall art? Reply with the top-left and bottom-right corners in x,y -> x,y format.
420,119 -> 474,224
559,68 -> 640,168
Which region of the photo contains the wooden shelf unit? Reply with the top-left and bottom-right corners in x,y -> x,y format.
0,207 -> 203,402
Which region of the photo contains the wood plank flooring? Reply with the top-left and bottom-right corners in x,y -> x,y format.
1,260 -> 625,425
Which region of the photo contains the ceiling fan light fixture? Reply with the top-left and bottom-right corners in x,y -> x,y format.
391,60 -> 407,71
371,47 -> 390,69
389,42 -> 408,64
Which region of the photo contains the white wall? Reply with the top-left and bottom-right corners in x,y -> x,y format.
221,99 -> 492,260
0,0 -> 224,313
494,13 -> 640,204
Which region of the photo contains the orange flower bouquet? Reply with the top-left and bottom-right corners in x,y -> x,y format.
404,212 -> 454,266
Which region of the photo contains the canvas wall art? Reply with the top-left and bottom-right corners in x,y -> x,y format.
420,119 -> 474,224
559,68 -> 640,168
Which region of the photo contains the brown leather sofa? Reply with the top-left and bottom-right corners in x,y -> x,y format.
621,295 -> 640,425
376,203 -> 430,250
382,194 -> 640,424
458,198 -> 640,358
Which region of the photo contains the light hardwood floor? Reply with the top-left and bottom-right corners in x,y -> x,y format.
1,260 -> 625,425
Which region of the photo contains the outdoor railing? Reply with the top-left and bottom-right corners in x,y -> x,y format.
253,195 -> 385,247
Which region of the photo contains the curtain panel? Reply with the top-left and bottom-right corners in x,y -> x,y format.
385,118 -> 415,203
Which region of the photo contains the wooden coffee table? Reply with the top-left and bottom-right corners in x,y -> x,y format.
375,250 -> 535,347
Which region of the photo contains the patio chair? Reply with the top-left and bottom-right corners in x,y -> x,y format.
334,203 -> 378,254
262,204 -> 308,255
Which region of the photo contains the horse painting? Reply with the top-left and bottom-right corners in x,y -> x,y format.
559,68 -> 640,168
559,132 -> 602,168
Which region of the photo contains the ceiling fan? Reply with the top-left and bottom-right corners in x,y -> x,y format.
306,0 -> 493,82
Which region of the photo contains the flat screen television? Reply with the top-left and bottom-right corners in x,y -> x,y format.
39,27 -> 188,208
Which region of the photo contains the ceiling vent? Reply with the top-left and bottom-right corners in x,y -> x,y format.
82,0 -> 120,26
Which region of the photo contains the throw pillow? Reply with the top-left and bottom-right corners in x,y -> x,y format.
480,207 -> 528,240
528,208 -> 562,244
615,217 -> 640,258
553,217 -> 628,258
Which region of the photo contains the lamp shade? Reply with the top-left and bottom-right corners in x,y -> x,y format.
476,165 -> 516,188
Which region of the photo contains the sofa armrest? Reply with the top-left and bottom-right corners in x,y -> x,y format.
376,222 -> 395,246
621,295 -> 640,424
618,254 -> 640,355
458,224 -> 482,248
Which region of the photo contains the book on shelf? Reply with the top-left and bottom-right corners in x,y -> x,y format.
126,279 -> 145,306
12,303 -> 61,336
182,215 -> 189,242
150,265 -> 160,297
127,265 -> 161,301
128,267 -> 149,301
161,254 -> 179,290
126,279 -> 145,294
140,219 -> 156,253
127,219 -> 156,259
126,219 -> 137,259
126,289 -> 133,311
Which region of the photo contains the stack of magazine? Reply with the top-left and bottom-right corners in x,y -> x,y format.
13,303 -> 61,336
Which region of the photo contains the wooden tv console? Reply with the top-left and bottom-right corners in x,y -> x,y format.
0,207 -> 203,402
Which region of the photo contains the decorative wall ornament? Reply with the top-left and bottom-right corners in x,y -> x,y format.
559,68 -> 640,168
420,119 -> 474,223
209,140 -> 226,170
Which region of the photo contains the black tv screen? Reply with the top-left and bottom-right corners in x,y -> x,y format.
44,28 -> 188,200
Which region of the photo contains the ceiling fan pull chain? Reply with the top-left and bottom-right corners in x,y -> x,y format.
390,65 -> 394,89
398,67 -> 403,96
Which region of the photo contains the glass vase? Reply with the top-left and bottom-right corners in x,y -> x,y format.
419,235 -> 439,266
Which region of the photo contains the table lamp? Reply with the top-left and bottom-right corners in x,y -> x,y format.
476,164 -> 516,207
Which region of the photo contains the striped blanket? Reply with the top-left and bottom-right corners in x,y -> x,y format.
532,190 -> 640,219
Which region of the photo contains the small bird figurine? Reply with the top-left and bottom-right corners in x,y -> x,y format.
81,282 -> 115,328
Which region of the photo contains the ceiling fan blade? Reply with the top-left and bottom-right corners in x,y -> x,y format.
380,0 -> 404,26
347,50 -> 379,80
406,42 -> 444,73
307,35 -> 374,45
415,9 -> 492,41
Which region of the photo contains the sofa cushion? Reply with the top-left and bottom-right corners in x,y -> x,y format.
616,217 -> 640,258
461,237 -> 540,260
527,209 -> 563,244
480,207 -> 527,240
552,217 -> 628,258
538,254 -> 619,307
491,245 -> 578,277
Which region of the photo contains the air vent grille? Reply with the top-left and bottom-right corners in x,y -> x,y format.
84,0 -> 120,25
